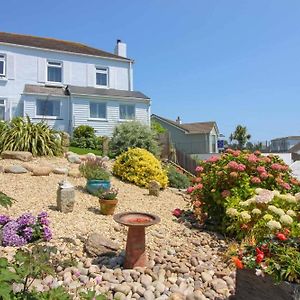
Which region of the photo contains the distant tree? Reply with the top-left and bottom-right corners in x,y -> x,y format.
151,120 -> 167,135
229,125 -> 251,149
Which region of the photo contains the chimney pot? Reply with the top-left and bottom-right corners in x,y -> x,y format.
114,39 -> 127,58
176,116 -> 181,124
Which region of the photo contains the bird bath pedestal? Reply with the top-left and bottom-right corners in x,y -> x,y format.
113,212 -> 160,269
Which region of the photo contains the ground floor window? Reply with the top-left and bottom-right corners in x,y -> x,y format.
89,102 -> 107,119
0,99 -> 5,120
119,104 -> 135,120
36,99 -> 61,117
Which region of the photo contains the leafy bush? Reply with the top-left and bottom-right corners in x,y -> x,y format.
0,192 -> 14,208
79,157 -> 110,180
109,121 -> 159,157
167,166 -> 190,189
188,149 -> 300,232
151,120 -> 167,135
0,117 -> 63,156
0,212 -> 52,246
113,148 -> 168,188
71,125 -> 103,151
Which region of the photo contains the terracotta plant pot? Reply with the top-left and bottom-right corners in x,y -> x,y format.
99,199 -> 118,215
231,269 -> 300,300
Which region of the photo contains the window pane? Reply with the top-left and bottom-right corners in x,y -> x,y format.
120,104 -> 135,120
90,102 -> 106,118
0,99 -> 4,105
0,106 -> 4,120
96,73 -> 107,86
48,66 -> 62,82
0,61 -> 4,75
36,100 -> 60,117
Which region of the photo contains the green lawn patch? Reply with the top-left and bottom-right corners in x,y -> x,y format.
69,147 -> 103,156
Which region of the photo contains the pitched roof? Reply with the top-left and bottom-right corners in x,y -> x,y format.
152,114 -> 217,134
289,142 -> 300,153
23,84 -> 150,100
0,32 -> 130,61
271,136 -> 300,142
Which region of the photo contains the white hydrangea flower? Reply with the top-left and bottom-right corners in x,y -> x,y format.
268,205 -> 278,213
252,208 -> 261,215
263,214 -> 273,221
240,200 -> 250,207
286,210 -> 296,217
255,188 -> 264,194
295,193 -> 300,201
273,190 -> 280,196
279,214 -> 293,225
275,208 -> 285,217
266,220 -> 282,230
240,211 -> 251,221
278,194 -> 297,203
247,197 -> 256,204
255,190 -> 274,204
226,208 -> 238,217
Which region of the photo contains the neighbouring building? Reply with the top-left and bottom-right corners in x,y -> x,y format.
0,32 -> 150,136
270,136 -> 300,152
151,114 -> 220,157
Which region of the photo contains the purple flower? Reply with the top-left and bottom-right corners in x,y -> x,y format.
38,211 -> 48,219
43,226 -> 52,241
17,213 -> 36,227
0,215 -> 10,225
23,227 -> 34,241
38,212 -> 50,226
2,221 -> 27,246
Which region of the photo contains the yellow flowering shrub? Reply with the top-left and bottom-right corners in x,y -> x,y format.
113,148 -> 168,188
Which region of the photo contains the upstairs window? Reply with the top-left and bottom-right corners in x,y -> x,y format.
0,99 -> 5,120
36,99 -> 61,117
47,61 -> 62,83
0,55 -> 6,77
90,102 -> 107,119
119,104 -> 135,120
96,67 -> 108,87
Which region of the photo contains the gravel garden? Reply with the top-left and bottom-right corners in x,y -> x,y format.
0,119 -> 299,300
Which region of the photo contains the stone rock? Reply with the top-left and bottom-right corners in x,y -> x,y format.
85,153 -> 96,160
79,275 -> 89,284
67,154 -> 81,164
22,163 -> 34,172
201,272 -> 212,283
5,165 -> 28,174
114,292 -> 126,300
148,180 -> 161,197
211,278 -> 228,293
0,165 -> 4,173
114,283 -> 131,295
53,167 -> 69,175
1,151 -> 33,162
85,233 -> 119,257
57,186 -> 75,213
140,274 -> 153,287
144,290 -> 155,300
169,292 -> 185,300
32,167 -> 52,176
68,169 -> 81,178
61,132 -> 70,147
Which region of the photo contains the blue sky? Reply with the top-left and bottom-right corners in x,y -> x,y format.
1,0 -> 300,141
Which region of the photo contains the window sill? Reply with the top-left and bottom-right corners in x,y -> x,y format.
33,116 -> 63,120
95,85 -> 109,89
118,119 -> 135,122
88,118 -> 108,122
0,77 -> 8,82
45,82 -> 64,87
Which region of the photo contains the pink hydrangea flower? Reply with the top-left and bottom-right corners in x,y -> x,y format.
207,156 -> 220,163
260,172 -> 269,179
172,208 -> 182,217
187,186 -> 194,194
193,200 -> 201,208
281,182 -> 291,190
237,164 -> 246,171
227,161 -> 239,170
221,190 -> 231,198
254,150 -> 261,156
248,154 -> 258,163
195,166 -> 204,172
233,150 -> 241,157
195,183 -> 203,190
257,166 -> 266,173
230,172 -> 238,178
251,177 -> 261,184
195,177 -> 202,183
271,163 -> 282,171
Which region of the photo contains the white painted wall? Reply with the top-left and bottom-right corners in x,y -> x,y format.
262,153 -> 293,166
0,43 -> 131,119
72,97 -> 150,137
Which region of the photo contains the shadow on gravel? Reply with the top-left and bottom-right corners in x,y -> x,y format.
87,206 -> 101,214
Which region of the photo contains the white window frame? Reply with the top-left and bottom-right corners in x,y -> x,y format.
0,54 -> 6,78
95,66 -> 109,88
119,104 -> 135,121
89,101 -> 107,120
35,99 -> 62,119
0,99 -> 6,120
46,60 -> 63,84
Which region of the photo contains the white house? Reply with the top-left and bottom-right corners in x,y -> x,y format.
0,32 -> 150,136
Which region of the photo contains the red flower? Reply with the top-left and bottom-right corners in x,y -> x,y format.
276,233 -> 287,241
232,257 -> 244,269
172,208 -> 182,218
221,190 -> 231,198
283,228 -> 290,236
255,249 -> 264,264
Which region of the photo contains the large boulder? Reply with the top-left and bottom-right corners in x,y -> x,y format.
84,233 -> 119,257
5,165 -> 28,174
1,151 -> 33,162
32,167 -> 52,176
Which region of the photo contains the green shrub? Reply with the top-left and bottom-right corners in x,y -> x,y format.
79,157 -> 110,180
71,125 -> 102,151
151,120 -> 167,135
113,148 -> 168,188
0,117 -> 63,156
109,121 -> 159,157
167,166 -> 190,189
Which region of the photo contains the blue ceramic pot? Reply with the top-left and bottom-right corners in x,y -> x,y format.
86,179 -> 111,194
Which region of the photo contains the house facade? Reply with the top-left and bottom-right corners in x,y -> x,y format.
0,32 -> 150,136
270,136 -> 300,153
151,114 -> 220,156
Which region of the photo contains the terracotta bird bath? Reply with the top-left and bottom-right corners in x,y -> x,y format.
113,212 -> 160,269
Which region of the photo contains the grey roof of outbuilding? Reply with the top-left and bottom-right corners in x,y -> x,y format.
23,84 -> 150,100
0,32 -> 131,61
151,114 -> 217,134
